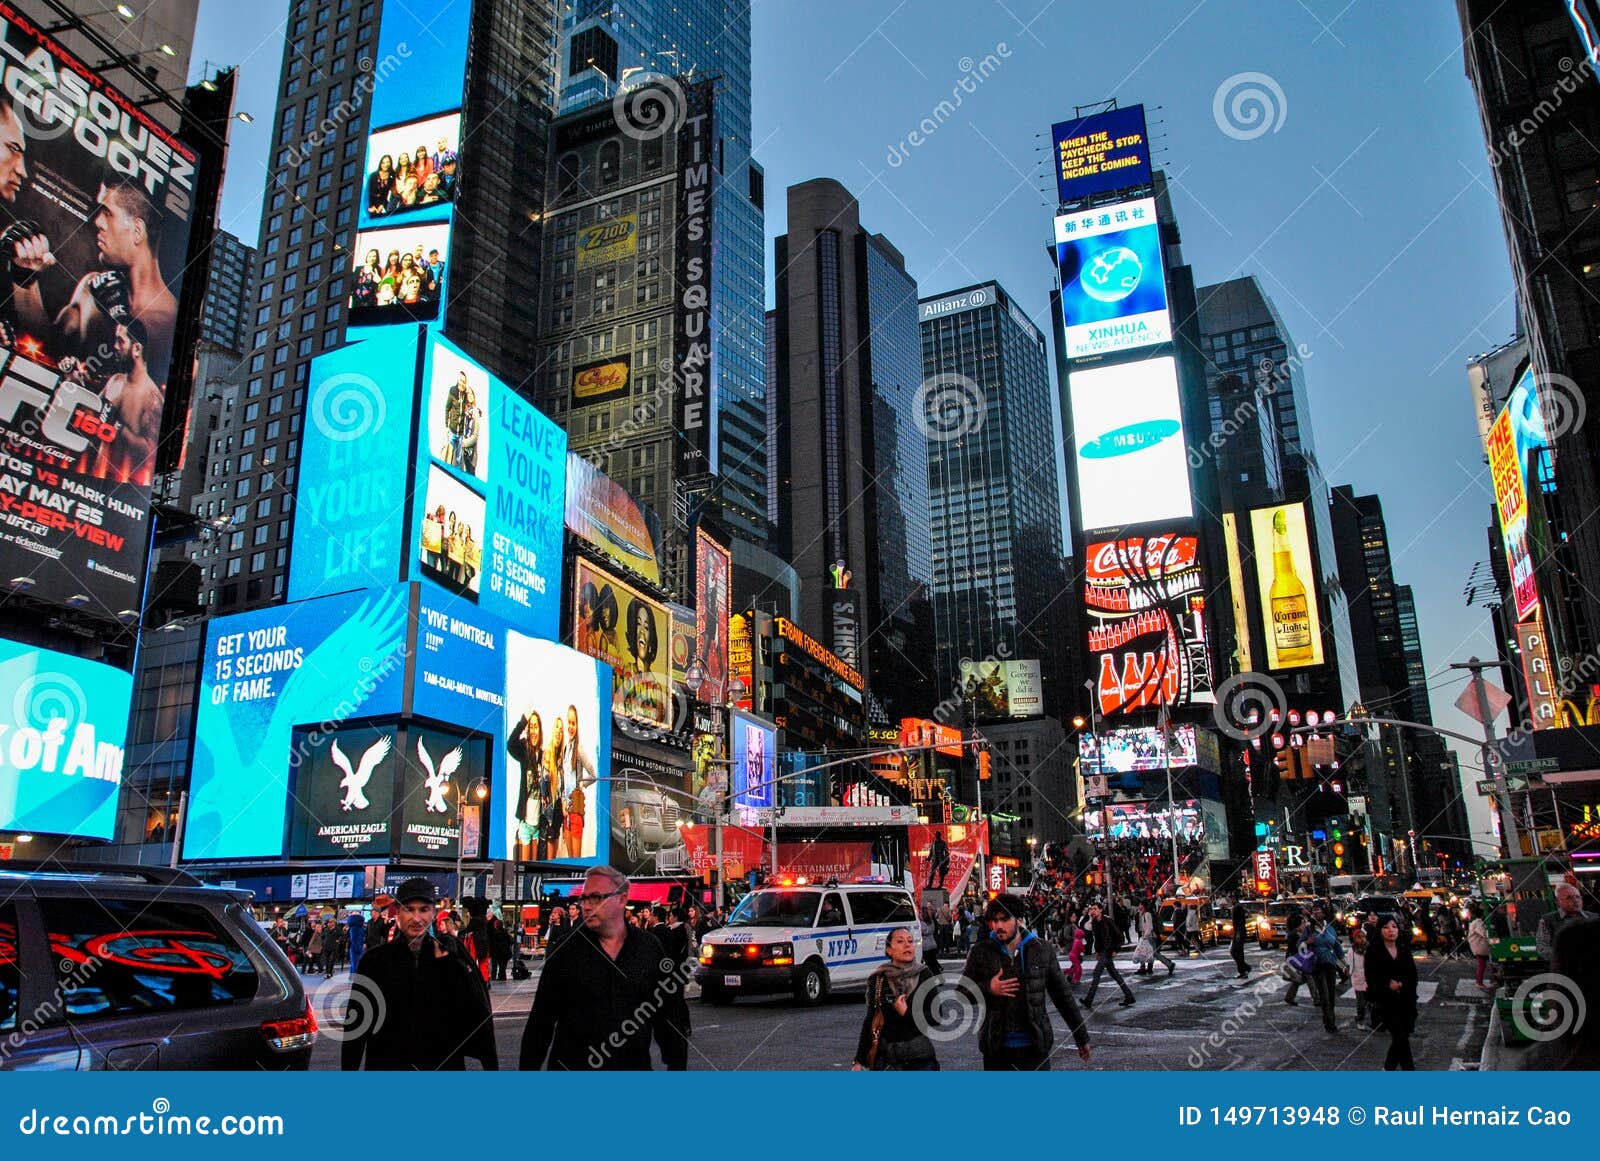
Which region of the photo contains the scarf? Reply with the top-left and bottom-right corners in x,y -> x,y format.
870,957 -> 926,1000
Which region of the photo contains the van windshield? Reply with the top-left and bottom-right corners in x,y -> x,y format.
726,891 -> 819,927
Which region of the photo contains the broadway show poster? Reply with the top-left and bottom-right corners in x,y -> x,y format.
694,526 -> 730,703
1084,532 -> 1215,717
0,2 -> 202,618
571,557 -> 671,729
502,631 -> 610,865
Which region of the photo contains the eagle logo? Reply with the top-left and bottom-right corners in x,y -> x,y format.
417,737 -> 464,814
331,734 -> 392,812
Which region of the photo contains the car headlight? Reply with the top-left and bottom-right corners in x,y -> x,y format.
767,942 -> 793,957
698,944 -> 713,963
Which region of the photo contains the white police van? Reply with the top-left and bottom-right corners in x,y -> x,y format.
695,882 -> 921,1005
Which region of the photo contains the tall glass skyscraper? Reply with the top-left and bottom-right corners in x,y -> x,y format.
558,1 -> 768,545
921,282 -> 1063,712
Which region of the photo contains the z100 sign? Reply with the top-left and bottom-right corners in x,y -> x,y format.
0,3 -> 201,619
1085,533 -> 1215,716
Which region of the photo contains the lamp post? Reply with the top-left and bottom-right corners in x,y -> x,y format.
452,775 -> 488,903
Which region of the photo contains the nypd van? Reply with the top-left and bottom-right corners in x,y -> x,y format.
696,883 -> 921,1005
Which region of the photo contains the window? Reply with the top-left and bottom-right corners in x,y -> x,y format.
845,891 -> 916,924
818,893 -> 846,927
40,897 -> 260,1020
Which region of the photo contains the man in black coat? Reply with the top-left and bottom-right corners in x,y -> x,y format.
1229,894 -> 1251,979
960,893 -> 1090,1071
1082,899 -> 1135,1008
341,878 -> 498,1071
520,866 -> 690,1070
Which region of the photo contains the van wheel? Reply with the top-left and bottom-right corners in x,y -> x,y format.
793,962 -> 827,1006
701,983 -> 735,1006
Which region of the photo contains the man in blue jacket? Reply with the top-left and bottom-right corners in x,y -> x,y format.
960,894 -> 1091,1071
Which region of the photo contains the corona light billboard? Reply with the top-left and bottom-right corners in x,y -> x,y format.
1249,502 -> 1324,671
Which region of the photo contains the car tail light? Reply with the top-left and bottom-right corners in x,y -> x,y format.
261,1002 -> 318,1051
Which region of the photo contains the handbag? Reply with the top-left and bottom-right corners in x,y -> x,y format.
1287,947 -> 1317,975
864,976 -> 886,1070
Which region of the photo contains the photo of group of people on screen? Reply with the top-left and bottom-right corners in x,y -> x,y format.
350,235 -> 446,314
364,112 -> 461,218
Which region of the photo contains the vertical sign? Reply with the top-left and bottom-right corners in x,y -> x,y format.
1515,620 -> 1559,730
674,80 -> 716,477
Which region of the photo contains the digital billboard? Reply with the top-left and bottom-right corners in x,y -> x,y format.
695,526 -> 731,703
0,639 -> 130,839
1070,356 -> 1193,531
397,727 -> 488,859
186,586 -> 410,860
1085,532 -> 1215,716
1055,197 -> 1170,359
1487,364 -> 1543,621
0,1 -> 202,620
348,222 -> 449,325
1249,502 -> 1325,670
731,708 -> 776,812
286,723 -> 397,859
1084,799 -> 1203,842
572,557 -> 671,729
1080,724 -> 1198,774
610,749 -> 697,878
502,631 -> 610,865
362,111 -> 461,225
564,452 -> 662,584
1050,105 -> 1152,202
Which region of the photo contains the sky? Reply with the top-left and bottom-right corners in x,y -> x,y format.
194,0 -> 1515,852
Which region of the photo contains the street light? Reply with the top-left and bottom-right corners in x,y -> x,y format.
451,776 -> 488,904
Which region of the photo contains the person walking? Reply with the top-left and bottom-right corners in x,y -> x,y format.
1228,894 -> 1251,980
852,928 -> 940,1071
1137,901 -> 1175,976
340,878 -> 498,1071
1067,919 -> 1086,985
1282,905 -> 1307,1006
934,900 -> 954,954
1466,904 -> 1493,990
1349,920 -> 1371,1027
519,866 -> 689,1070
1082,899 -> 1135,1008
1184,902 -> 1203,957
344,910 -> 366,976
1364,916 -> 1419,1071
1305,904 -> 1346,1034
320,917 -> 342,978
488,915 -> 512,982
960,894 -> 1090,1070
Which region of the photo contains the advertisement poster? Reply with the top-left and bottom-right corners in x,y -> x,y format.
502,631 -> 610,865
286,724 -> 397,859
1249,502 -> 1325,670
186,586 -> 409,860
774,841 -> 873,882
1080,724 -> 1198,774
348,221 -> 449,325
899,716 -> 964,758
908,822 -> 987,909
361,111 -> 461,225
0,638 -> 130,839
1050,104 -> 1152,202
1055,197 -> 1171,359
731,708 -> 776,812
695,527 -> 731,703
680,821 -> 765,882
572,557 -> 671,728
1487,365 -> 1543,622
1069,355 -> 1193,531
575,215 -> 637,270
1085,531 -> 1214,716
570,356 -> 630,408
564,452 -> 662,584
610,750 -> 696,878
396,727 -> 488,859
1005,660 -> 1043,716
0,3 -> 202,618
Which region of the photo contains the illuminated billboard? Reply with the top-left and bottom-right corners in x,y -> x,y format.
1084,799 -> 1203,842
570,357 -> 630,408
362,111 -> 462,224
1050,105 -> 1152,202
731,708 -> 776,812
0,1 -> 202,620
1085,532 -> 1214,716
576,215 -> 637,270
503,631 -> 611,865
695,527 -> 731,703
572,557 -> 671,728
899,716 -> 964,758
0,639 -> 130,839
286,724 -> 397,859
674,79 -> 717,477
1070,356 -> 1193,531
564,452 -> 662,584
1249,503 -> 1325,670
349,222 -> 450,325
1487,364 -> 1543,621
1080,724 -> 1197,774
1055,197 -> 1170,359
957,659 -> 1044,718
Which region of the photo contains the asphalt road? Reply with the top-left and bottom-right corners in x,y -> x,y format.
308,944 -> 1494,1071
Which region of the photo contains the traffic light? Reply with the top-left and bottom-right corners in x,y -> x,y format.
978,751 -> 992,781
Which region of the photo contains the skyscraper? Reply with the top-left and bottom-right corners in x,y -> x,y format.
202,0 -> 558,612
771,178 -> 934,719
555,1 -> 768,549
920,281 -> 1063,715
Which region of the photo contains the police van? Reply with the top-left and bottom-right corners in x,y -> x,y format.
695,882 -> 921,1005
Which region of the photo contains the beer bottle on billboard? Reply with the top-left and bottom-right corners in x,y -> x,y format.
1269,508 -> 1313,664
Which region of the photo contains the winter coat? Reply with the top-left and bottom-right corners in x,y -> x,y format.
341,934 -> 498,1071
1467,918 -> 1491,958
960,931 -> 1088,1060
1363,940 -> 1419,1034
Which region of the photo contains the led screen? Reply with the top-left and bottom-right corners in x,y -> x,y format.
1249,502 -> 1326,670
731,708 -> 776,812
1056,197 -> 1170,358
1070,355 -> 1193,531
571,557 -> 671,729
1050,105 -> 1152,202
1080,724 -> 1198,774
361,111 -> 462,226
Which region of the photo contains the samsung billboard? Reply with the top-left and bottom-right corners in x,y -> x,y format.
1055,197 -> 1171,359
1069,355 -> 1193,531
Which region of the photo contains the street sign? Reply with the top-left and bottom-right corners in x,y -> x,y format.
1506,757 -> 1559,774
1455,677 -> 1512,724
1476,776 -> 1530,795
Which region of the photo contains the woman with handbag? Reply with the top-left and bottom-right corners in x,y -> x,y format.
1364,916 -> 1419,1070
851,928 -> 940,1071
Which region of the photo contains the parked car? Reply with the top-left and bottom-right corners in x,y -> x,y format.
0,863 -> 315,1070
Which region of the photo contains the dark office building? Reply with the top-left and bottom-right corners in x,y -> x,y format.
920,282 -> 1063,717
199,231 -> 256,353
771,179 -> 935,719
1458,0 -> 1600,661
204,0 -> 559,612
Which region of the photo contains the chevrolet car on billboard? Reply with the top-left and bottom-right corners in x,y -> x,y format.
0,1 -> 202,620
1055,197 -> 1171,359
1070,355 -> 1193,531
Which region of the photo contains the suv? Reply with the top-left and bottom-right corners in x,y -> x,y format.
0,864 -> 315,1070
696,884 -> 919,1005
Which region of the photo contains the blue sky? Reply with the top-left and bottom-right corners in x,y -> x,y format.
195,1 -> 1514,851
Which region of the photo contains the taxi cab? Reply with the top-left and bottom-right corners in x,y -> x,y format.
696,882 -> 920,1006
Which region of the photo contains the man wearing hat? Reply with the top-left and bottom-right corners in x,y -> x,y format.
960,893 -> 1090,1071
341,878 -> 499,1071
